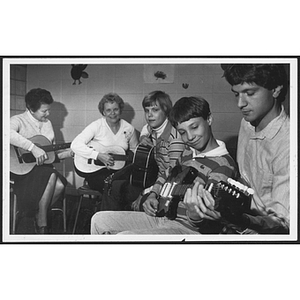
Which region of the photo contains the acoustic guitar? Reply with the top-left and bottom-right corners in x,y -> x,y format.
73,141 -> 132,173
156,165 -> 253,220
10,135 -> 71,175
130,144 -> 158,189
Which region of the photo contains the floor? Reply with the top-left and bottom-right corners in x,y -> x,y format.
13,194 -> 100,235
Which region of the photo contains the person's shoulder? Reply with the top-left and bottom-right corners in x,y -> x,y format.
11,111 -> 26,119
10,111 -> 27,124
88,117 -> 104,127
121,118 -> 135,130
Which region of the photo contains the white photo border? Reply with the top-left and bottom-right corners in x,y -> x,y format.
2,56 -> 298,243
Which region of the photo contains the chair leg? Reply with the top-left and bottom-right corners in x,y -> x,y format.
63,196 -> 67,233
72,195 -> 83,234
12,194 -> 17,234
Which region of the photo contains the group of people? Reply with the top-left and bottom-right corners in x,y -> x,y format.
10,64 -> 290,235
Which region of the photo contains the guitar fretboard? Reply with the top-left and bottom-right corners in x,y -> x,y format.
41,142 -> 71,152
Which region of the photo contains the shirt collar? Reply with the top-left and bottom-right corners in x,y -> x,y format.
191,140 -> 229,158
247,106 -> 288,140
148,118 -> 169,138
26,109 -> 42,128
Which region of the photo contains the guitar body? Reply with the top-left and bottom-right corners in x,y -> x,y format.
10,135 -> 71,175
73,141 -> 128,173
129,144 -> 159,189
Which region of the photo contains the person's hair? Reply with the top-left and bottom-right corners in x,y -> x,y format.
142,90 -> 172,117
169,96 -> 211,128
222,64 -> 288,103
25,88 -> 54,112
98,93 -> 125,114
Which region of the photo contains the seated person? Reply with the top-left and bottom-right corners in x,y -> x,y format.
90,96 -> 238,234
71,93 -> 139,193
186,64 -> 290,234
10,88 -> 72,234
100,90 -> 185,211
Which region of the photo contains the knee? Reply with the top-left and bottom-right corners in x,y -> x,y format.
90,212 -> 110,234
55,178 -> 65,194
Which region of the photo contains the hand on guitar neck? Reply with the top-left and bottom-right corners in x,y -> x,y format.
10,135 -> 71,175
157,166 -> 253,221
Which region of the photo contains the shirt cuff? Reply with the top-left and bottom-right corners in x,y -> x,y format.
186,210 -> 204,226
28,143 -> 35,152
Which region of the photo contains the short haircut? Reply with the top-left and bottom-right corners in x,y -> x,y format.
98,93 -> 125,114
222,64 -> 288,103
169,96 -> 211,128
25,88 -> 54,112
142,90 -> 172,117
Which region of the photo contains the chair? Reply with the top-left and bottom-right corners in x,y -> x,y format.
72,180 -> 102,234
10,179 -> 68,234
51,195 -> 67,233
10,180 -> 18,234
51,158 -> 68,233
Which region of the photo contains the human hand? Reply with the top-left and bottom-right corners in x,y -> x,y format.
184,181 -> 221,221
31,145 -> 48,165
143,195 -> 159,216
57,149 -> 74,160
97,153 -> 115,168
139,136 -> 153,147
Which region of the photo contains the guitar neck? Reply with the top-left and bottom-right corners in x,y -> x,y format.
40,142 -> 71,153
167,183 -> 193,198
111,154 -> 130,161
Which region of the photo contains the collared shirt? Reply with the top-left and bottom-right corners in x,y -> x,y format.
190,140 -> 229,158
237,107 -> 290,225
174,139 -> 238,227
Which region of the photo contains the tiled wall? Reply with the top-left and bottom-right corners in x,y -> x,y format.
11,63 -> 289,195
10,65 -> 27,116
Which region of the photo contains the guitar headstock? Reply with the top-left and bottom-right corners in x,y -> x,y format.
207,178 -> 253,214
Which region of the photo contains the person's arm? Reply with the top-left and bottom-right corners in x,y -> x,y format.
184,160 -> 238,228
139,124 -> 153,147
237,151 -> 290,234
151,138 -> 185,195
10,116 -> 49,165
71,122 -> 99,161
128,128 -> 139,151
10,117 -> 35,150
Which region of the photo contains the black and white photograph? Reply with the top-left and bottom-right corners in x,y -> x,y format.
2,57 -> 298,243
1,2 -> 299,299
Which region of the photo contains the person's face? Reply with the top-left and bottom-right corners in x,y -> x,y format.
30,103 -> 51,122
144,102 -> 167,129
176,116 -> 212,152
231,82 -> 281,129
103,101 -> 121,124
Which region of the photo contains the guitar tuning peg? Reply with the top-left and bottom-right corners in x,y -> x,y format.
246,188 -> 254,195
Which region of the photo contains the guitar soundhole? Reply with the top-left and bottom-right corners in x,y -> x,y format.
22,153 -> 36,163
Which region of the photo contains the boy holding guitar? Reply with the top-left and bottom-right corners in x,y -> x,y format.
185,64 -> 290,234
99,90 -> 185,211
10,88 -> 72,234
91,96 -> 238,234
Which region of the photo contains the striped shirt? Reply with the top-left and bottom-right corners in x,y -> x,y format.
140,120 -> 185,195
173,140 -> 238,225
237,107 -> 290,230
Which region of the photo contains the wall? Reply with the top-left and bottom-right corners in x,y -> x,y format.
12,63 -> 249,195
10,65 -> 27,115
